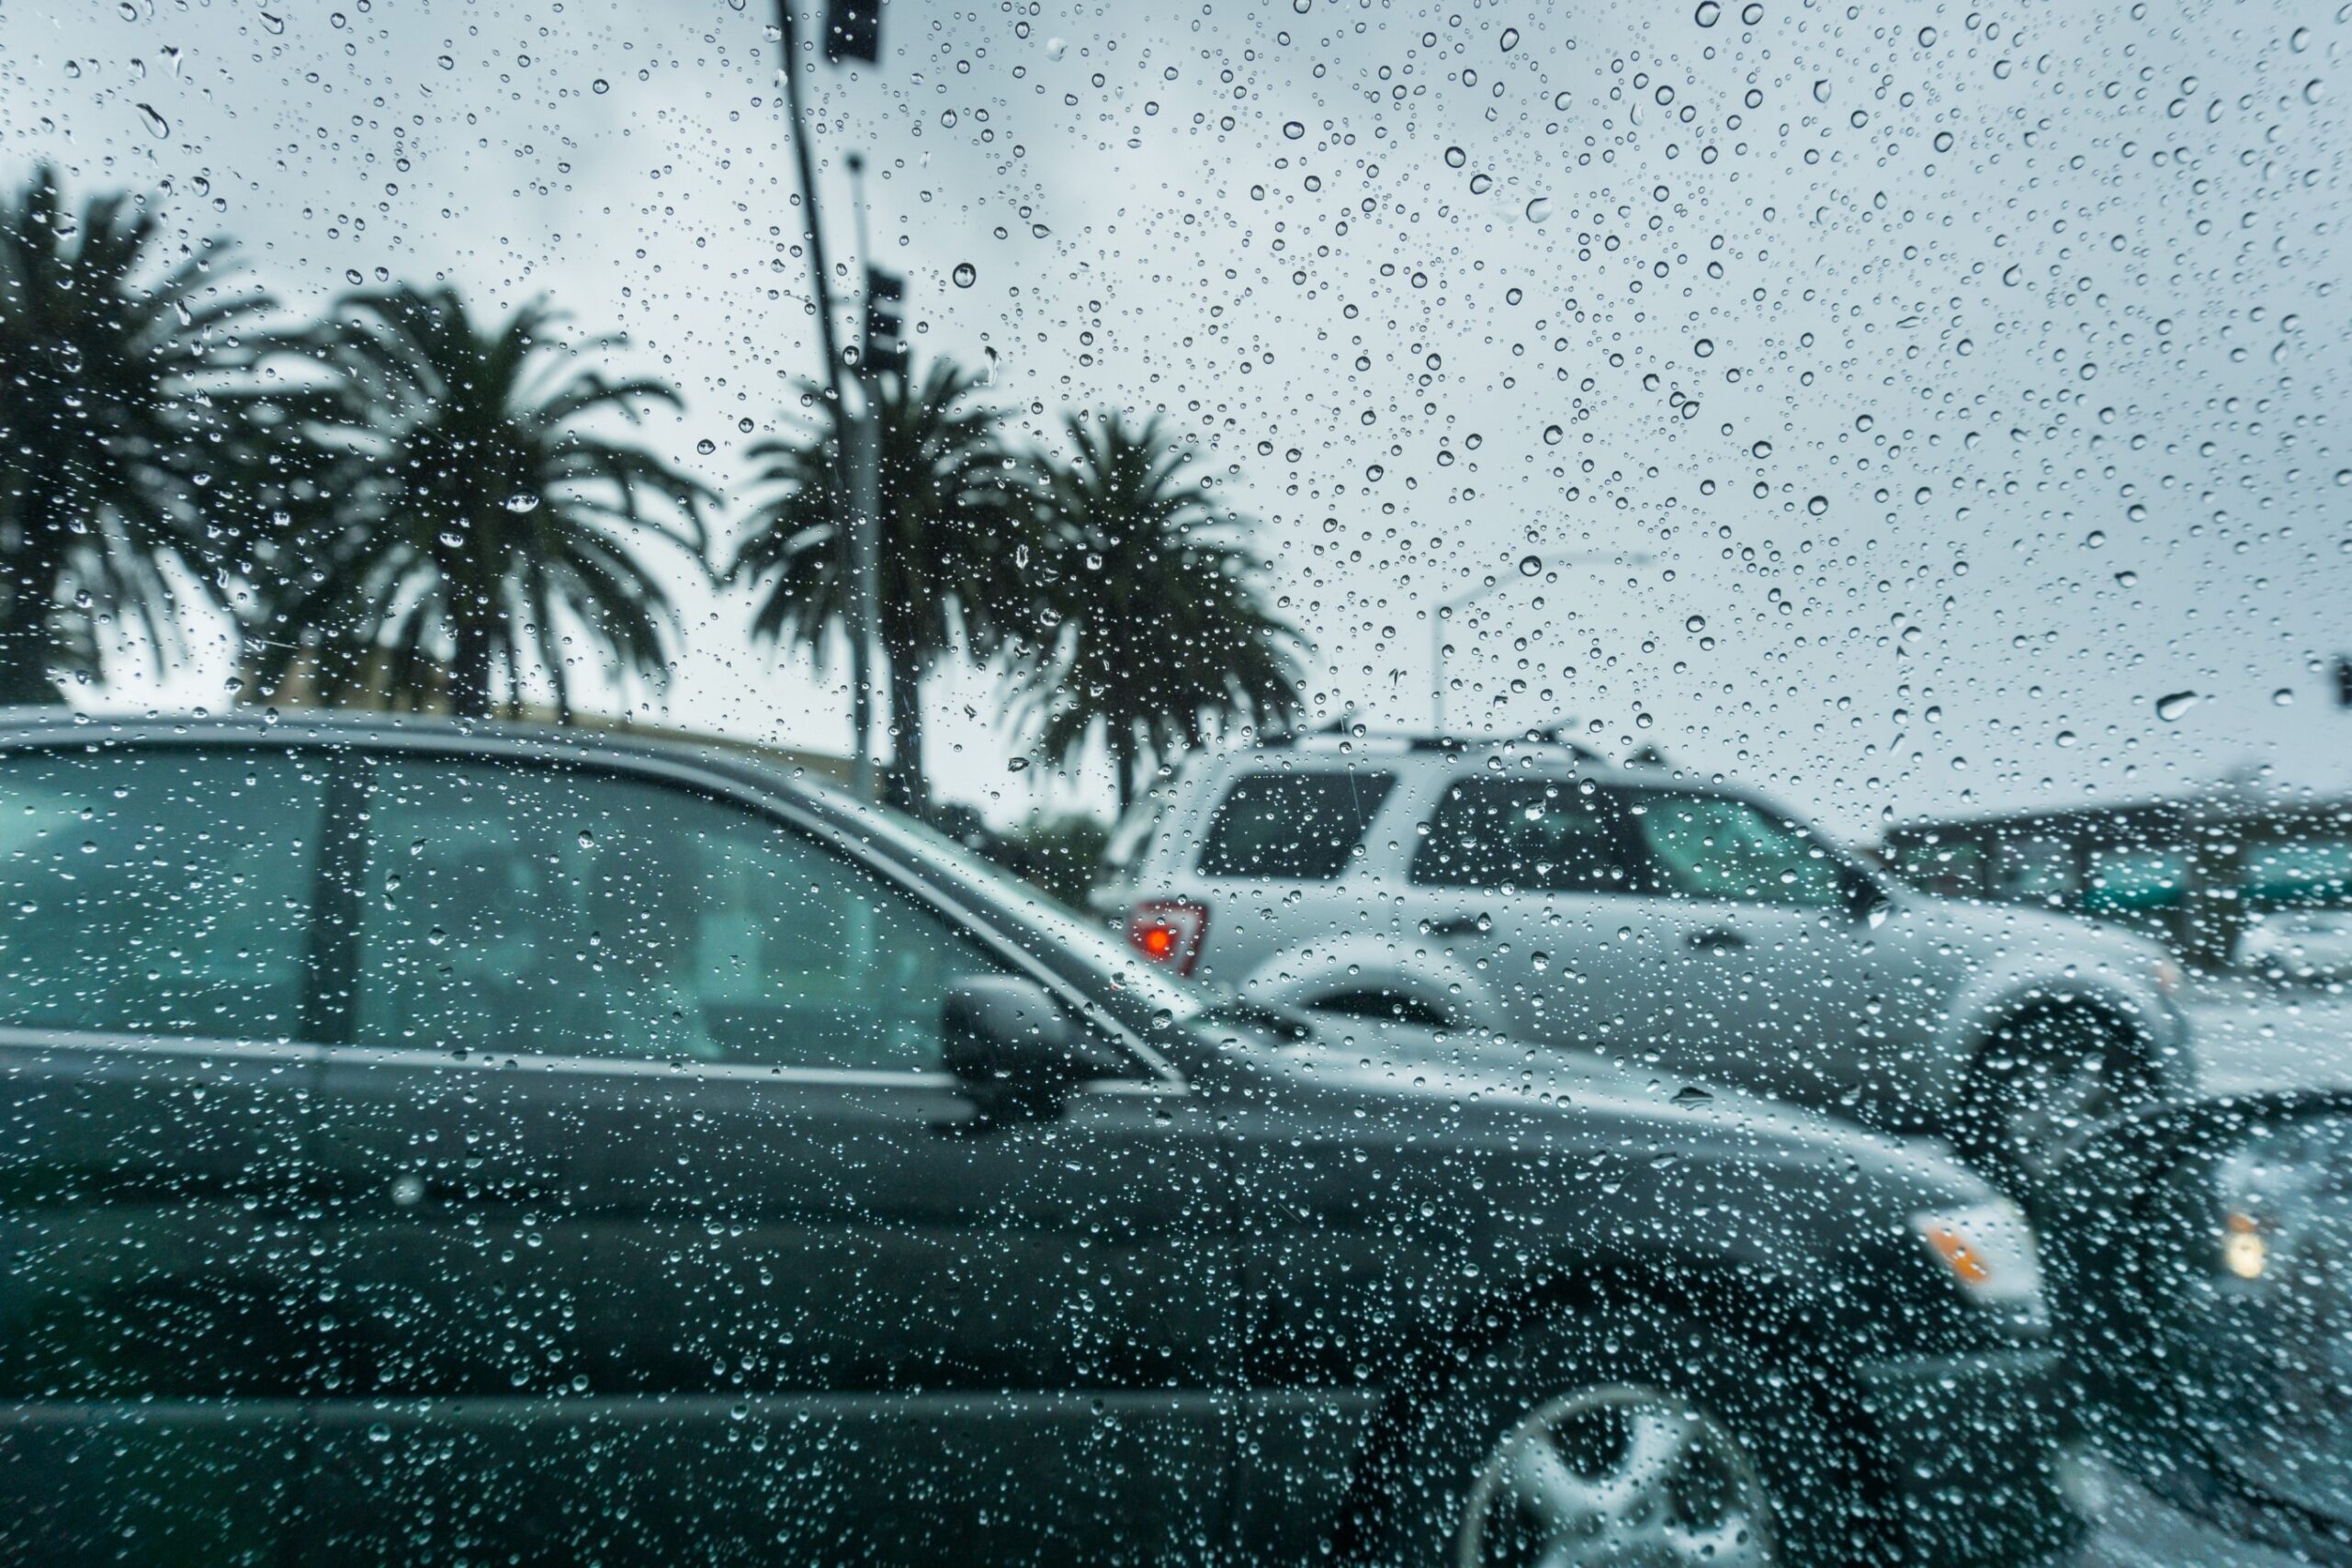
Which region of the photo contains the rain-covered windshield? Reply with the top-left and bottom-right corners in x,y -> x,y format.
3,2 -> 2346,1562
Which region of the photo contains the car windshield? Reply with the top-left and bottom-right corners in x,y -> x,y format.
6,1 -> 2349,1562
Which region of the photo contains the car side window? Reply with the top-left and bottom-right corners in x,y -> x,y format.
352,759 -> 1025,1072
0,747 -> 328,1039
1631,793 -> 1845,908
1408,777 -> 1637,893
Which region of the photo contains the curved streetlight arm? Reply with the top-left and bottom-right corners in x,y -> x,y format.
1430,551 -> 1656,733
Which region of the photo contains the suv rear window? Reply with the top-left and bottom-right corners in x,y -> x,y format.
1195,770 -> 1396,880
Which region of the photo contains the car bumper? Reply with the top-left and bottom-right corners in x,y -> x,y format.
1850,1346 -> 2091,1565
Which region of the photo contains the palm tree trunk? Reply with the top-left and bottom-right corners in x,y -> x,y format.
1112,735 -> 1138,818
0,507 -> 65,705
0,621 -> 58,705
447,611 -> 495,720
883,651 -> 928,816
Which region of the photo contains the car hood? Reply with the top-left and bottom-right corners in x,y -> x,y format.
1194,1009 -> 1997,1213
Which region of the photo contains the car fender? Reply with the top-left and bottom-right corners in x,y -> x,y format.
1921,951 -> 2188,1107
1237,931 -> 1501,1032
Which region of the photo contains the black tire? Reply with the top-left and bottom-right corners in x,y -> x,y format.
1363,1301 -> 1873,1567
1955,1007 -> 2160,1209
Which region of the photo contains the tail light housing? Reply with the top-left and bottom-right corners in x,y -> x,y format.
1126,899 -> 1208,976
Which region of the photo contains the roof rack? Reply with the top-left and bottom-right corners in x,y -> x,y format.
1277,725 -> 1605,761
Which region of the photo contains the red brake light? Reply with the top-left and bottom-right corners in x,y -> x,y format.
1126,899 -> 1208,976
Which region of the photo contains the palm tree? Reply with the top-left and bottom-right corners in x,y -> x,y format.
0,165 -> 288,704
252,287 -> 710,720
1008,412 -> 1306,812
726,359 -> 1031,812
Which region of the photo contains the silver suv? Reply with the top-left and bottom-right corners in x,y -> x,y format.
1109,732 -> 2195,1189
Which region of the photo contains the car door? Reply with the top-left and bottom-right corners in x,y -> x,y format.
304,749 -> 1236,1561
1392,772 -> 1657,1057
0,741 -> 334,1564
1619,789 -> 1881,1109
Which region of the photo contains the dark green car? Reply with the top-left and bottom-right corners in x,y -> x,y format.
0,714 -> 2080,1564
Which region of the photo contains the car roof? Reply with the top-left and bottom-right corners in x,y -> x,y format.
1221,732 -> 1667,789
0,706 -> 849,816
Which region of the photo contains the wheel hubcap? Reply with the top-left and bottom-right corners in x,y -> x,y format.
1454,1384 -> 1779,1568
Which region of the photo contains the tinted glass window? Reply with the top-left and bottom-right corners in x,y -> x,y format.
0,749 -> 325,1038
1409,778 -> 1634,893
1195,770 -> 1395,880
2243,839 -> 2352,908
354,761 -> 1018,1071
1631,794 -> 1845,908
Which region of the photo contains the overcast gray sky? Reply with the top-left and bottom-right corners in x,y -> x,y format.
5,0 -> 2346,840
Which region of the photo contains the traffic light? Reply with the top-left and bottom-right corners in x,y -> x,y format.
862,266 -> 909,378
823,0 -> 883,64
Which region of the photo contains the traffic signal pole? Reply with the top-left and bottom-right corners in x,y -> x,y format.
772,0 -> 878,800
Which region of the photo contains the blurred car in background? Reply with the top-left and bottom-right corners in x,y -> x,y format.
1108,730 -> 2196,1193
2237,905 -> 2352,984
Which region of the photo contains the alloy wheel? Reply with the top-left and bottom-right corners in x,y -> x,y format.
1453,1383 -> 1779,1568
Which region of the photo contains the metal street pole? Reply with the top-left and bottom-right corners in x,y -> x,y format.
843,152 -> 885,807
1430,550 -> 1656,732
771,0 -> 876,800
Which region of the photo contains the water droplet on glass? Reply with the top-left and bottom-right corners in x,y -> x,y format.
1806,494 -> 1827,516
1044,37 -> 1067,60
1542,424 -> 1563,446
503,494 -> 539,513
259,10 -> 285,32
1007,757 -> 1031,773
2273,688 -> 2294,706
1518,555 -> 1543,578
695,437 -> 717,456
1693,337 -> 1714,357
1467,173 -> 1492,195
952,262 -> 978,288
1443,145 -> 1467,168
1523,196 -> 1553,223
1687,615 -> 1707,633
1283,120 -> 1306,140
136,103 -> 169,137
1694,0 -> 1721,24
1671,1084 -> 1713,1107
1812,78 -> 1832,103
1751,439 -> 1772,458
592,79 -> 609,95
1499,28 -> 1519,51
2154,691 -> 2198,722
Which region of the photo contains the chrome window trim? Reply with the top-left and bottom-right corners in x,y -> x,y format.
0,1028 -> 1177,1101
0,1026 -> 318,1067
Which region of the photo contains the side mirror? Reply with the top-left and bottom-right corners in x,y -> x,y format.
2047,1091 -> 2352,1561
942,976 -> 1088,1119
1841,864 -> 1893,923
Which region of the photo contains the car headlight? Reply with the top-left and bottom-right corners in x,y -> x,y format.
1913,1200 -> 2047,1318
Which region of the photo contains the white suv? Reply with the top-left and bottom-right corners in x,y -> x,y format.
1109,733 -> 2195,1189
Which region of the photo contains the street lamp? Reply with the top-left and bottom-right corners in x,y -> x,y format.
769,0 -> 888,801
1430,550 -> 1656,732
